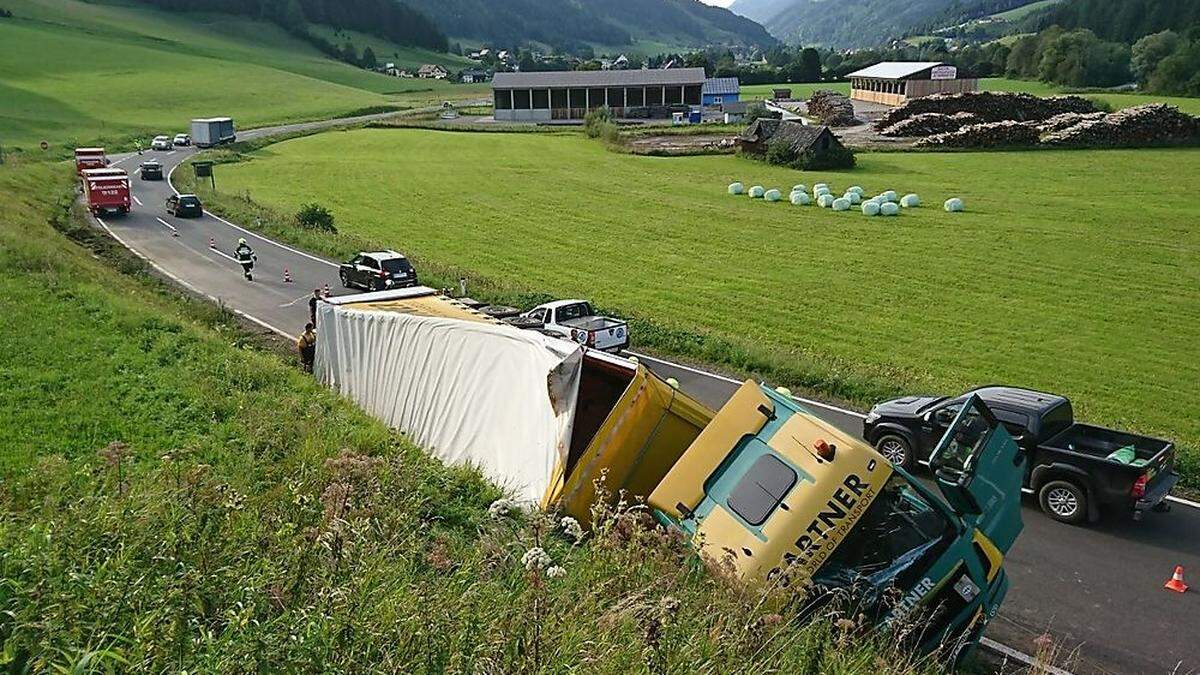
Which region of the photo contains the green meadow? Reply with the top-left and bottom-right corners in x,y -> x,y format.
205,128 -> 1200,480
0,0 -> 487,148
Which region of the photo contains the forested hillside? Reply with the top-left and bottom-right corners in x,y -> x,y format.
404,0 -> 775,50
1035,0 -> 1200,43
137,0 -> 448,51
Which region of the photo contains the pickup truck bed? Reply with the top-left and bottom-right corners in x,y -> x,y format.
561,316 -> 623,332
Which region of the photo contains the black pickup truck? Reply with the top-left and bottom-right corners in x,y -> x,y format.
863,386 -> 1177,525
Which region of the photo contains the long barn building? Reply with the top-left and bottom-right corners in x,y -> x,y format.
492,68 -> 707,122
847,62 -> 978,106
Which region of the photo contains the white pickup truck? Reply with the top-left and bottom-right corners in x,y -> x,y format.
520,300 -> 629,352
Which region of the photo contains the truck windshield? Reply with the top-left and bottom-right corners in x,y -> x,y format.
813,474 -> 954,590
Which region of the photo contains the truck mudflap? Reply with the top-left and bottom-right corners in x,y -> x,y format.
1134,471 -> 1178,519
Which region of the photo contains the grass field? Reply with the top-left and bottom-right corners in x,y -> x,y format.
204,128 -> 1200,481
0,0 -> 486,149
0,155 -> 950,672
990,0 -> 1064,21
741,78 -> 1200,115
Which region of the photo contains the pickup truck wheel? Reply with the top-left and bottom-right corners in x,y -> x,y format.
1039,480 -> 1087,524
340,271 -> 351,288
875,434 -> 913,470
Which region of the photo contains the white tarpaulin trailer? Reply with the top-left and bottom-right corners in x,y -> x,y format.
315,287 -> 584,502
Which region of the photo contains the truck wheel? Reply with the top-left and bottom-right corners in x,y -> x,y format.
875,434 -> 913,471
340,271 -> 351,288
1039,480 -> 1088,525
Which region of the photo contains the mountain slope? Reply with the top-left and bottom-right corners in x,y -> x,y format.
1035,0 -> 1200,44
730,0 -> 1051,48
406,0 -> 775,50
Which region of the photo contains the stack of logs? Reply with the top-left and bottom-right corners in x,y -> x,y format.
880,112 -> 980,137
806,90 -> 859,126
875,92 -> 1098,130
915,120 -> 1042,149
1041,104 -> 1200,147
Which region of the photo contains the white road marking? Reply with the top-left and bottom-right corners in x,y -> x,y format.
132,195 -> 143,206
202,209 -> 340,269
209,246 -> 240,264
154,217 -> 176,234
980,637 -> 1075,675
279,292 -> 313,308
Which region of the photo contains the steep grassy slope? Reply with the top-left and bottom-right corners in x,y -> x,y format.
0,157 -> 941,671
204,129 -> 1200,482
0,0 -> 483,148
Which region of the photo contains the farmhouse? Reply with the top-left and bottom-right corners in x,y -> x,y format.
460,69 -> 490,84
491,68 -> 706,122
847,61 -> 978,106
702,77 -> 740,107
418,64 -> 449,80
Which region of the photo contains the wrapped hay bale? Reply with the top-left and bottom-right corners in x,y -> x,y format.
880,202 -> 900,216
900,193 -> 920,208
861,201 -> 881,216
817,194 -> 835,208
728,182 -> 744,195
749,185 -> 765,198
832,197 -> 851,211
764,189 -> 782,202
814,188 -> 831,199
790,191 -> 811,205
881,190 -> 897,203
845,192 -> 862,205
944,197 -> 965,212
846,185 -> 864,196
813,182 -> 828,191
792,184 -> 807,194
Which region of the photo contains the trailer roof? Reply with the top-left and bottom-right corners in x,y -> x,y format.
192,117 -> 233,123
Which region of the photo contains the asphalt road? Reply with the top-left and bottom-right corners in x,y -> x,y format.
96,120 -> 1197,675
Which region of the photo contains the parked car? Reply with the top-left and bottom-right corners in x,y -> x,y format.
173,133 -> 191,146
520,300 -> 628,352
151,135 -> 173,151
138,160 -> 163,180
863,386 -> 1178,524
165,193 -> 203,217
339,251 -> 418,291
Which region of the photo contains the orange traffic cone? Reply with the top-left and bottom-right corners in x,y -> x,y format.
1165,566 -> 1188,593
283,268 -> 293,283
323,283 -> 330,297
209,236 -> 216,248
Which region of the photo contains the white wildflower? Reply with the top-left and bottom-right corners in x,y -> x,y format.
488,498 -> 514,519
546,565 -> 566,579
560,516 -> 584,541
521,546 -> 551,571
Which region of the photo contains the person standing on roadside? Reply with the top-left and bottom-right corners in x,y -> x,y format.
297,323 -> 317,373
309,288 -> 322,326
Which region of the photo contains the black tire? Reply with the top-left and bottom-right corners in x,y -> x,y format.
371,279 -> 385,292
340,270 -> 351,288
874,433 -> 914,471
1038,480 -> 1088,525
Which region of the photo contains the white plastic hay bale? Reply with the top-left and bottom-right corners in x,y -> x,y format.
728,182 -> 744,195
881,190 -> 898,203
944,197 -> 965,212
832,197 -> 851,211
792,184 -> 807,194
749,185 -> 765,198
880,201 -> 900,216
764,188 -> 782,202
817,194 -> 835,208
847,185 -> 864,196
845,192 -> 862,205
814,187 -> 831,198
813,182 -> 828,192
861,201 -> 881,216
900,193 -> 920,208
790,191 -> 812,205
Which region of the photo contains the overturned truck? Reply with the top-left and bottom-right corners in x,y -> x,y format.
316,287 -> 1026,660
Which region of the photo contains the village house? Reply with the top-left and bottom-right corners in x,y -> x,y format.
418,64 -> 450,79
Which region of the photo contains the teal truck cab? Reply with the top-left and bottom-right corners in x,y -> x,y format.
646,383 -> 1025,659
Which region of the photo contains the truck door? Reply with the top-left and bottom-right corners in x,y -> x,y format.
928,395 -> 1024,551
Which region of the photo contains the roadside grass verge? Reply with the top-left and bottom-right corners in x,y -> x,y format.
0,158 -> 975,672
179,128 -> 1200,486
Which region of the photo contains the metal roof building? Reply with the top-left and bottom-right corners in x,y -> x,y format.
846,61 -> 978,106
701,77 -> 740,107
491,68 -> 707,122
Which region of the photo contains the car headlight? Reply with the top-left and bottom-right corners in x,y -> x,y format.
864,411 -> 880,424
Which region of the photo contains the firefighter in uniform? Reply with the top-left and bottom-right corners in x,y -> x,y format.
235,238 -> 257,281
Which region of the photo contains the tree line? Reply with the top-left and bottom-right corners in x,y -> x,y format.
135,0 -> 447,52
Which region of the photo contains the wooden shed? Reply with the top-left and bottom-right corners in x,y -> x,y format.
847,62 -> 978,106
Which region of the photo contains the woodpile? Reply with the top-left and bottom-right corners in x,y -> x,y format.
875,92 -> 1098,130
1036,111 -> 1107,134
915,120 -> 1040,149
880,112 -> 979,137
806,90 -> 858,126
1041,104 -> 1200,148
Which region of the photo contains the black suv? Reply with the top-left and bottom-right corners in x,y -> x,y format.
339,251 -> 418,291
165,193 -> 203,218
139,160 -> 163,181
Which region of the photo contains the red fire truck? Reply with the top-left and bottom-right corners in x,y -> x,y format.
74,147 -> 109,174
82,168 -> 131,216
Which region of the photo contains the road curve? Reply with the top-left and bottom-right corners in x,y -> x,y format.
95,119 -> 1197,675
